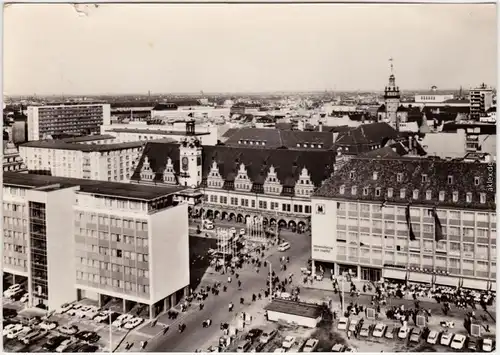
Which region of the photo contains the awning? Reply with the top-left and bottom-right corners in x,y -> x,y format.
382,269 -> 406,281
490,282 -> 496,291
462,278 -> 489,291
435,276 -> 459,287
409,272 -> 433,284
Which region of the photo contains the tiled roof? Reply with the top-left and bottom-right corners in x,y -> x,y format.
314,157 -> 496,211
335,122 -> 401,147
360,146 -> 401,158
19,139 -> 152,152
60,134 -> 116,143
107,128 -> 209,136
130,142 -> 336,190
222,128 -> 335,150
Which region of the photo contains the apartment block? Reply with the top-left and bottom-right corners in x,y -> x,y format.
311,157 -> 496,291
3,172 -> 189,317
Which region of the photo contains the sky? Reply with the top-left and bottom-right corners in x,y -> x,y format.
3,3 -> 497,95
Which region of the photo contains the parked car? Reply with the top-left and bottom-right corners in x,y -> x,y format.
76,331 -> 100,343
282,336 -> 296,349
82,306 -> 100,319
384,325 -> 395,339
20,293 -> 29,303
360,323 -> 371,337
332,344 -> 345,352
40,320 -> 59,330
3,284 -> 22,298
427,331 -> 439,344
20,328 -> 48,345
112,314 -> 134,327
274,348 -> 286,353
259,329 -> 278,344
398,326 -> 410,339
6,325 -> 30,339
95,311 -> 119,323
482,338 -> 494,352
43,335 -> 69,351
410,327 -> 422,343
450,334 -> 466,350
440,332 -> 453,346
303,338 -> 319,353
466,337 -> 478,351
372,323 -> 386,338
66,304 -> 83,316
3,307 -> 17,319
24,316 -> 42,326
10,289 -> 25,301
3,323 -> 23,336
246,328 -> 263,341
58,303 -> 74,314
236,340 -> 252,353
57,325 -> 79,335
56,338 -> 77,353
77,344 -> 98,353
337,317 -> 349,331
250,342 -> 266,353
278,242 -> 291,252
124,317 -> 144,329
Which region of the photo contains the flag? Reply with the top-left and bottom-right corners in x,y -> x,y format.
405,204 -> 416,241
431,207 -> 444,242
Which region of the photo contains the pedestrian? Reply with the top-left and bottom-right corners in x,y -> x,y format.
283,264 -> 287,271
240,297 -> 244,305
228,276 -> 232,283
258,293 -> 262,300
347,330 -> 351,340
228,302 -> 233,312
252,294 -> 257,302
236,273 -> 239,279
238,280 -> 242,289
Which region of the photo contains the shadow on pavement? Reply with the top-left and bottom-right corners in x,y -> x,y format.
189,236 -> 217,291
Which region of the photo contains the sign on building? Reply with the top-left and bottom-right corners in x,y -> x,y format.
416,315 -> 426,327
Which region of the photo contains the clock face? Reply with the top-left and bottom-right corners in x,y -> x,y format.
182,157 -> 188,171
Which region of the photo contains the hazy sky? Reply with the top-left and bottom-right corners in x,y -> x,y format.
4,3 -> 497,95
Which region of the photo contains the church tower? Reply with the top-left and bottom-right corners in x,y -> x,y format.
384,58 -> 401,131
178,138 -> 203,188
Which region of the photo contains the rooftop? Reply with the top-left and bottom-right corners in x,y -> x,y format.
264,299 -> 323,319
60,134 -> 116,143
107,128 -> 210,136
3,172 -> 186,201
314,157 -> 496,210
19,139 -> 156,152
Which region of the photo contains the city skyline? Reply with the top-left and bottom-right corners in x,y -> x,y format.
4,3 -> 497,96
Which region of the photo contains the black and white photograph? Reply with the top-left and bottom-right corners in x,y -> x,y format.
1,2 -> 497,353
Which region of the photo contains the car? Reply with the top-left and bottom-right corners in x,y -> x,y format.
337,317 -> 349,331
398,326 -> 410,339
348,319 -> 362,333
288,339 -> 306,353
76,306 -> 92,318
282,335 -> 296,349
240,228 -> 246,235
64,342 -> 86,353
372,323 -> 387,338
3,323 -> 23,336
236,340 -> 252,353
112,313 -> 134,327
259,329 -> 278,344
57,324 -> 79,335
77,344 -> 98,353
20,293 -> 29,303
66,304 -> 83,316
40,320 -> 59,330
20,328 -> 48,345
3,284 -> 22,297
427,330 -> 439,344
250,342 -> 266,353
274,348 -> 286,353
345,347 -> 357,353
56,338 -> 77,353
467,337 -> 478,351
76,330 -> 100,343
332,344 -> 345,352
57,303 -> 74,314
359,323 -> 371,337
278,242 -> 291,252
3,307 -> 17,319
440,332 -> 453,346
10,289 -> 25,301
94,310 -> 118,323
43,335 -> 69,351
450,334 -> 466,350
246,328 -> 263,341
482,338 -> 494,352
385,325 -> 395,339
83,306 -> 100,319
409,327 -> 422,343
6,325 -> 30,339
124,317 -> 144,329
24,316 -> 42,326
303,338 -> 319,353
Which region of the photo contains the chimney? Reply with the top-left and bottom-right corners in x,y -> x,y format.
318,122 -> 323,132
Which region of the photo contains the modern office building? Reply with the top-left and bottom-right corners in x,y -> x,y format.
311,157 -> 496,291
18,136 -> 157,182
27,103 -> 111,141
470,84 -> 494,120
2,172 -> 189,316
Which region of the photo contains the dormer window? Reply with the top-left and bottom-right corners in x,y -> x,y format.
363,187 -> 369,196
397,173 -> 403,182
439,191 -> 445,201
387,188 -> 393,198
373,172 -> 378,180
448,175 -> 454,184
375,188 -> 381,197
480,193 -> 486,204
474,176 -> 480,186
351,186 -> 357,195
452,191 -> 459,202
339,185 -> 345,195
422,174 -> 428,183
426,190 -> 432,200
413,189 -> 419,199
400,188 -> 406,199
349,171 -> 355,179
466,192 -> 472,203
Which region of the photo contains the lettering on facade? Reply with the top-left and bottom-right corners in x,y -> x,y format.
313,244 -> 333,254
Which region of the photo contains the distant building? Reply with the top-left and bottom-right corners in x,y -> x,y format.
3,141 -> 27,173
415,86 -> 454,103
151,102 -> 230,121
27,103 -> 111,141
470,84 -> 494,120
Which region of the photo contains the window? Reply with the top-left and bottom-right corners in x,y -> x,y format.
421,174 -> 427,183
448,175 -> 454,184
397,173 -> 403,182
480,193 -> 486,204
474,176 -> 480,186
351,186 -> 357,195
413,189 -> 419,199
400,188 -> 406,199
373,172 -> 378,180
439,191 -> 445,201
363,187 -> 369,196
466,192 -> 472,203
339,185 -> 345,194
375,188 -> 381,197
452,191 -> 458,202
349,171 -> 355,179
425,190 -> 432,200
387,188 -> 393,198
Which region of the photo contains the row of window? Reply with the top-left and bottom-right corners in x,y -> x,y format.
4,243 -> 25,253
3,203 -> 24,213
78,258 -> 149,277
77,214 -> 148,231
3,217 -> 28,227
3,256 -> 27,268
4,230 -> 28,241
205,194 -> 311,213
78,243 -> 149,262
76,272 -> 149,293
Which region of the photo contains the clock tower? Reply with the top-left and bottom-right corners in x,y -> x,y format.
178,138 -> 203,188
384,58 -> 401,131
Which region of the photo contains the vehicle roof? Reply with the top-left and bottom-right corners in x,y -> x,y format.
453,334 -> 466,340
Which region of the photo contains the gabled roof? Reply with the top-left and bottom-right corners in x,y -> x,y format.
360,146 -> 400,158
313,157 -> 496,211
335,122 -> 401,146
130,142 -> 336,190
